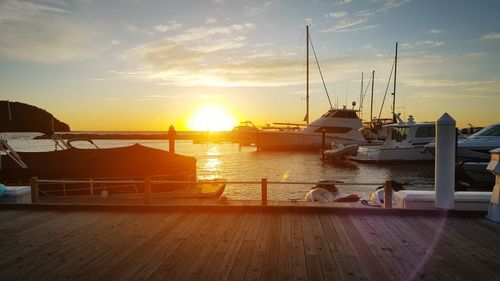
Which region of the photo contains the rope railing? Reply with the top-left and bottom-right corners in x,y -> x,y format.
29,177 -> 390,207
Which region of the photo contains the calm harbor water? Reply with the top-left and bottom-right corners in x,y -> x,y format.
2,133 -> 435,200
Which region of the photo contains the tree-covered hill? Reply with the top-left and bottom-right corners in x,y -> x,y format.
0,101 -> 70,134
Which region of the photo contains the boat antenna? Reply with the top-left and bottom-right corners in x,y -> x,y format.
392,42 -> 398,123
370,70 -> 375,127
305,25 -> 309,125
308,32 -> 333,109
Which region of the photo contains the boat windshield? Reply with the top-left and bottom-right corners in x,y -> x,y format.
391,127 -> 409,142
322,110 -> 359,119
471,124 -> 500,137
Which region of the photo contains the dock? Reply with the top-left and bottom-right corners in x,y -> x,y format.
1,204 -> 500,280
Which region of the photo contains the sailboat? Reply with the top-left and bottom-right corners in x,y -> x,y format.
255,26 -> 366,151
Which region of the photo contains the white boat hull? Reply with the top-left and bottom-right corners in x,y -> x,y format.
256,131 -> 361,151
350,146 -> 433,162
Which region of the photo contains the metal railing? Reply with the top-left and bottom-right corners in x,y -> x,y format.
29,177 -> 394,207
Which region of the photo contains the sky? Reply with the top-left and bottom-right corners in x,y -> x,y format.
0,0 -> 499,131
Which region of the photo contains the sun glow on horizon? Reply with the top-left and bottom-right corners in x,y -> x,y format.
186,104 -> 237,131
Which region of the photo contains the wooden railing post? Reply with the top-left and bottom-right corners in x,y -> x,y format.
261,178 -> 268,206
90,179 -> 94,196
168,125 -> 176,154
384,180 -> 392,208
30,177 -> 39,203
144,178 -> 151,205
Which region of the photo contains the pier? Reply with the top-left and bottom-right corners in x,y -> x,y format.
1,204 -> 500,280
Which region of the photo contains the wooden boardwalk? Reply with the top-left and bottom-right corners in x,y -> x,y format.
1,207 -> 500,281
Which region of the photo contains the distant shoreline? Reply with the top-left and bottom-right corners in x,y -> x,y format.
33,131 -> 238,142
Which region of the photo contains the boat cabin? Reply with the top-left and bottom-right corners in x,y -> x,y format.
383,117 -> 435,148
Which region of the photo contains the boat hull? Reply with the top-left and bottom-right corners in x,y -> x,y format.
350,146 -> 434,163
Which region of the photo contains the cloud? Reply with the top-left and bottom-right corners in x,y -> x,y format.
205,17 -> 217,24
245,1 -> 278,15
118,23 -> 304,87
322,18 -> 367,32
111,39 -> 121,45
153,20 -> 182,33
429,29 -> 444,34
0,0 -> 99,63
327,11 -> 347,18
401,40 -> 445,49
480,32 -> 500,40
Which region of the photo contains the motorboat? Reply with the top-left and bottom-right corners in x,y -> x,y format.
0,138 -> 226,197
460,161 -> 495,185
256,107 -> 367,150
323,142 -> 359,161
425,122 -> 500,162
350,115 -> 435,162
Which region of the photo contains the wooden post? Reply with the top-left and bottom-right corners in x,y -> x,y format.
90,179 -> 94,196
168,125 -> 175,154
144,178 -> 151,205
30,177 -> 39,203
384,180 -> 392,208
261,178 -> 268,206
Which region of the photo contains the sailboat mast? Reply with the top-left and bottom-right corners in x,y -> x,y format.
392,42 -> 398,123
370,70 -> 375,126
360,72 -> 363,120
306,25 -> 310,125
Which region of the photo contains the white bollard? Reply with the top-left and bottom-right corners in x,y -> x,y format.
435,113 -> 455,209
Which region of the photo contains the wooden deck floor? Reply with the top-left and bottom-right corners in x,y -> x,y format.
1,208 -> 500,281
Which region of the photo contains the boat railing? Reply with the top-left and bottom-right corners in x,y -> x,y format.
29,177 -> 388,206
33,171 -> 195,197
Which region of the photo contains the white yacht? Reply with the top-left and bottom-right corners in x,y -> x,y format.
256,107 -> 366,150
349,116 -> 435,162
455,123 -> 500,162
424,122 -> 500,162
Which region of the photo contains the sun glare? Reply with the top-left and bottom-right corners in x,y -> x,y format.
187,105 -> 237,131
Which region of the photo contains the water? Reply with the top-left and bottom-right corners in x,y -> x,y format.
1,133 -> 435,200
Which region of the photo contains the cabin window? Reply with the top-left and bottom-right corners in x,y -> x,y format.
415,126 -> 435,138
314,127 -> 352,134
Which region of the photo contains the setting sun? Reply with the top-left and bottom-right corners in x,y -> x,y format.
186,105 -> 237,131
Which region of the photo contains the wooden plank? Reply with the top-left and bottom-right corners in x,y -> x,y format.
387,216 -> 453,280
129,212 -> 209,280
260,212 -> 281,281
317,213 -> 357,281
332,214 -> 389,281
369,215 -> 441,281
300,213 -> 326,281
290,211 -> 308,281
3,211 -> 129,280
0,211 -> 112,279
276,212 -> 292,281
194,212 -> 250,281
181,212 -> 240,281
229,213 -> 264,280
243,213 -> 272,281
213,213 -> 257,280
159,212 -> 221,281
350,216 -> 408,281
420,216 -> 500,281
308,213 -> 343,281
45,212 -> 156,280
406,216 -> 477,281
